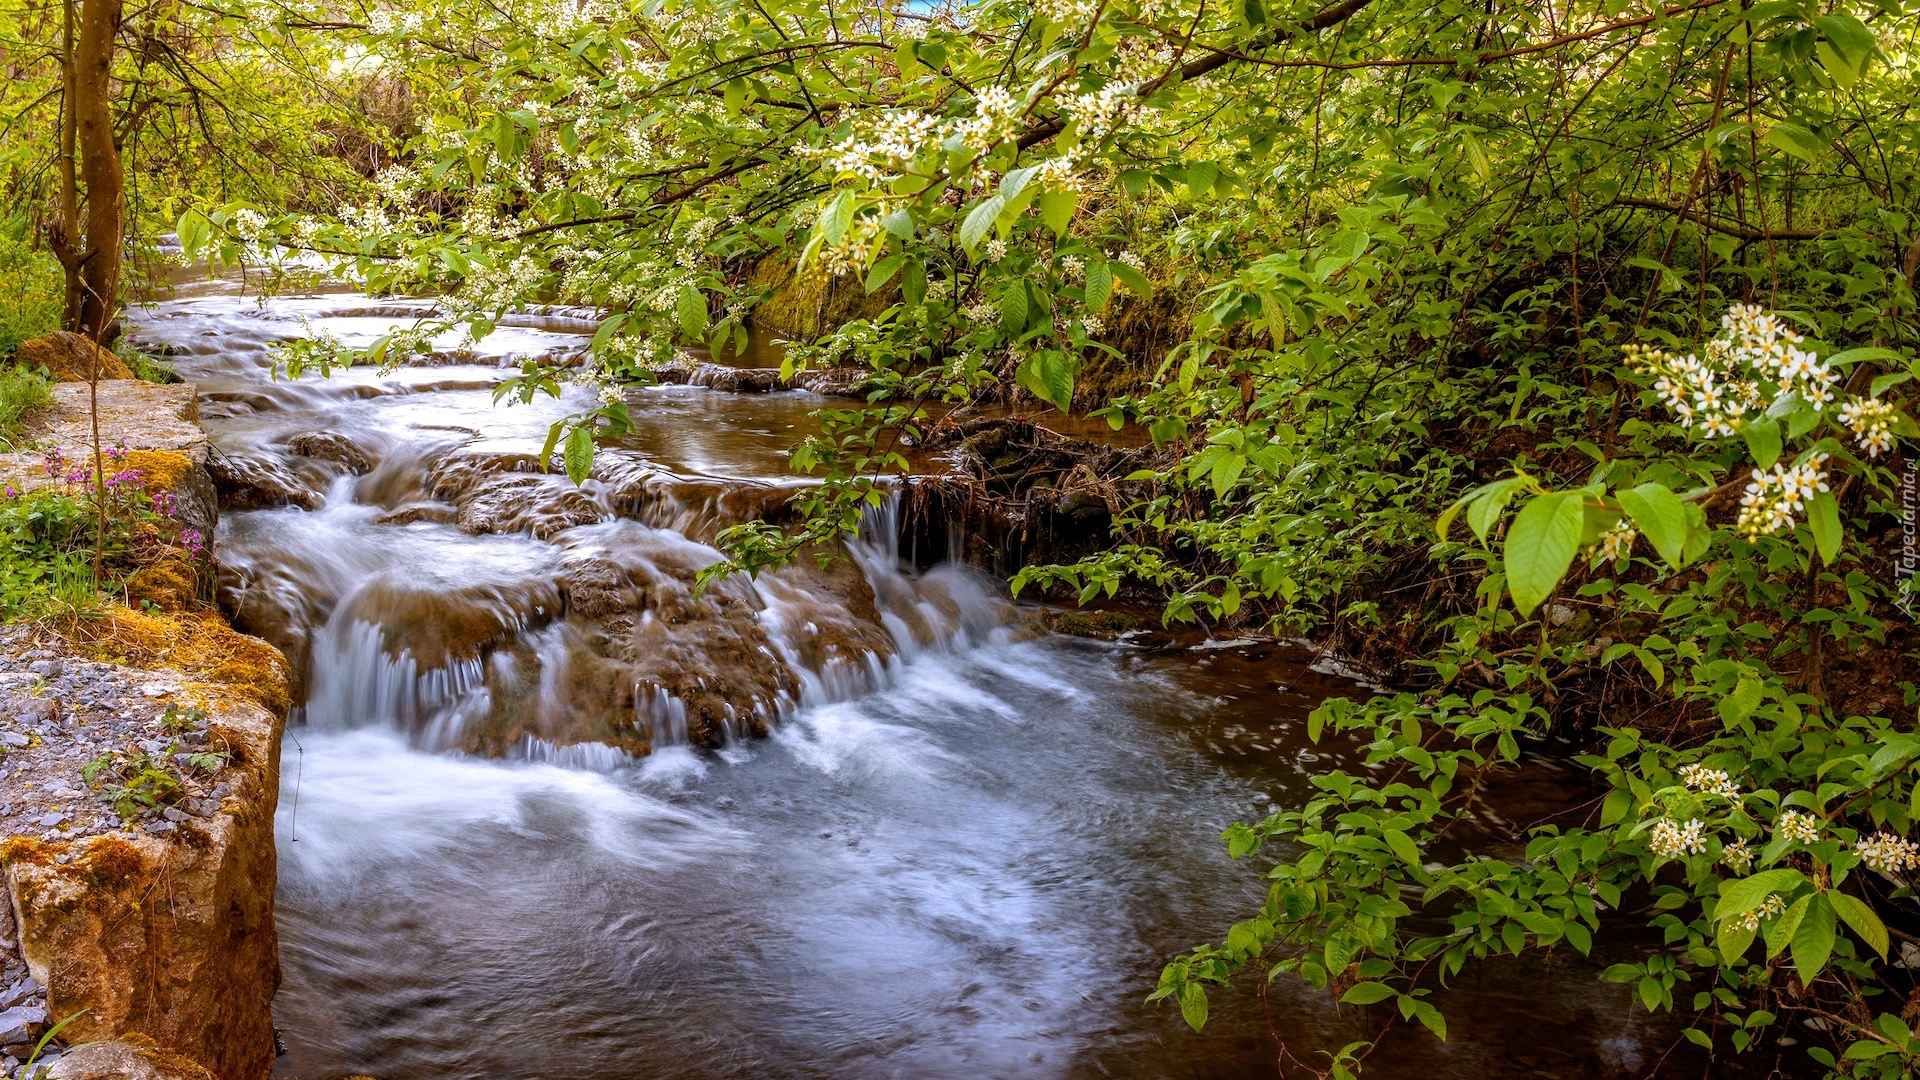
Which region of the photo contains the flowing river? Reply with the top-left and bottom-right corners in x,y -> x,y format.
124,278 -> 1759,1079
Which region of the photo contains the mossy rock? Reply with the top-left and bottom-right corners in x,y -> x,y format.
16,332 -> 134,382
1050,610 -> 1138,639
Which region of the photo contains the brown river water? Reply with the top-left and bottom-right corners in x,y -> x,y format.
120,278 -> 1793,1079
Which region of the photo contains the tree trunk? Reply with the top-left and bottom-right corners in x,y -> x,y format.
52,0 -> 124,343
73,0 -> 124,340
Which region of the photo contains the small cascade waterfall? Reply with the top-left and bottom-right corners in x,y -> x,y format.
289,478 -> 1021,760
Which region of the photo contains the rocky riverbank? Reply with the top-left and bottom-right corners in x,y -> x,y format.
0,365 -> 288,1080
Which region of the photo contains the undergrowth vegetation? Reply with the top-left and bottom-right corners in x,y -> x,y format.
0,446 -> 210,622
0,217 -> 62,363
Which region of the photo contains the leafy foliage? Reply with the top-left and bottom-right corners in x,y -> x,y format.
149,0 -> 1920,1071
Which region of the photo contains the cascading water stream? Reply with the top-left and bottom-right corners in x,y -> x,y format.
120,281 -> 1748,1080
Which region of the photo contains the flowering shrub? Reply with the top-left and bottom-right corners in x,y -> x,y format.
1153,307 -> 1920,1076
0,444 -> 210,619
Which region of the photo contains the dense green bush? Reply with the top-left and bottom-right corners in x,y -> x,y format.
0,217 -> 62,363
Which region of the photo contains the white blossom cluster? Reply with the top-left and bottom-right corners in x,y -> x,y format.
1678,763 -> 1741,800
1735,454 -> 1831,538
1775,809 -> 1822,845
1034,0 -> 1102,28
1116,249 -> 1145,270
820,223 -> 881,277
1059,253 -> 1086,280
1732,893 -> 1786,933
459,255 -> 541,313
985,238 -> 1008,262
459,203 -> 510,240
1066,85 -> 1140,141
1649,818 -> 1706,859
965,301 -> 998,325
227,209 -> 268,241
1082,314 -> 1104,335
1838,396 -> 1897,458
1856,831 -> 1920,875
1033,153 -> 1084,192
1721,838 -> 1753,872
955,86 -> 1022,152
367,9 -> 426,35
1590,519 -> 1636,561
812,110 -> 943,182
1627,304 -> 1838,439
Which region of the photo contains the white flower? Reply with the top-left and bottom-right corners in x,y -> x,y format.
1649,818 -> 1707,859
985,238 -> 1008,262
1117,249 -> 1146,270
1839,396 -> 1898,458
1775,809 -> 1821,845
1059,254 -> 1086,281
1678,763 -> 1741,799
1033,154 -> 1083,192
1082,315 -> 1104,336
1065,85 -> 1140,141
1736,456 -> 1830,538
228,209 -> 268,241
954,86 -> 1021,151
1734,893 -> 1786,933
1721,838 -> 1753,872
1856,831 -> 1920,875
1035,0 -> 1101,29
1591,520 -> 1636,562
820,223 -> 880,277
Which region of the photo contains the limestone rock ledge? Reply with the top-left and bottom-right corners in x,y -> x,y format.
1,689 -> 283,1080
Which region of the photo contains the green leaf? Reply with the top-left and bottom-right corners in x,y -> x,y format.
1717,869 -> 1805,922
1411,1000 -> 1446,1040
1830,891 -> 1889,961
819,190 -> 854,243
563,423 -> 595,485
1085,260 -> 1114,314
960,195 -> 1004,253
1000,285 -> 1029,334
1616,483 -> 1688,569
1383,828 -> 1421,868
865,253 -> 906,294
1186,161 -> 1219,197
1502,492 -> 1583,616
879,206 -> 916,239
1341,982 -> 1396,1006
1177,981 -> 1208,1031
676,286 -> 709,339
1017,351 -> 1076,412
1111,261 -> 1152,297
1764,122 -> 1825,162
588,312 -> 629,356
1807,490 -> 1841,565
1040,188 -> 1077,237
1790,894 -> 1836,983
1210,452 -> 1246,501
539,421 -> 566,474
1743,418 -> 1782,469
